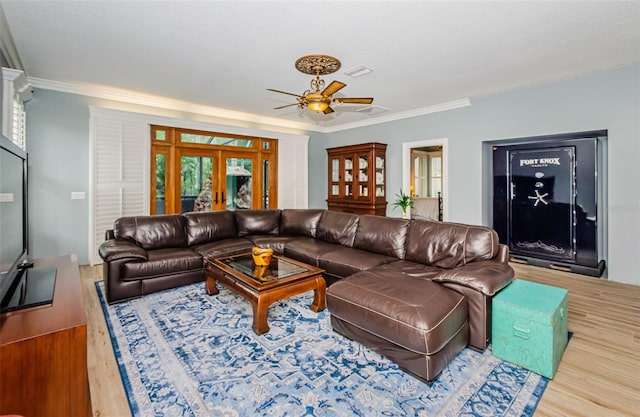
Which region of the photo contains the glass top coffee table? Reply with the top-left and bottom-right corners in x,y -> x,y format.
205,252 -> 326,335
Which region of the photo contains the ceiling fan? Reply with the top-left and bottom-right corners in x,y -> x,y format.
267,54 -> 373,114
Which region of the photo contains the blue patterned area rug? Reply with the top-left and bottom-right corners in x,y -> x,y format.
96,281 -> 548,417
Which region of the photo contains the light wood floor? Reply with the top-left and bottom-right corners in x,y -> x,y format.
81,263 -> 640,417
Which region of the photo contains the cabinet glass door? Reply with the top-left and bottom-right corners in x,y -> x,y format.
375,155 -> 385,197
330,157 -> 340,196
357,155 -> 369,198
344,156 -> 354,196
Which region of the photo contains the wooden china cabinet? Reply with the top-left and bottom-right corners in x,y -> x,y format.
326,142 -> 387,215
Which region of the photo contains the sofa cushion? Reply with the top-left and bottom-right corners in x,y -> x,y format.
235,209 -> 281,236
327,270 -> 468,355
466,225 -> 500,260
114,215 -> 188,250
244,235 -> 299,254
316,211 -> 360,247
192,237 -> 254,260
121,248 -> 202,279
376,260 -> 443,280
318,247 -> 397,278
405,220 -> 499,268
432,259 -> 514,296
353,215 -> 410,259
184,211 -> 237,246
280,209 -> 325,238
283,238 -> 342,267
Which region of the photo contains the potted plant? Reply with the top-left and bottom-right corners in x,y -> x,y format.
393,189 -> 414,218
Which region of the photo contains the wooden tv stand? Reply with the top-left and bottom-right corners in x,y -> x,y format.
0,255 -> 92,417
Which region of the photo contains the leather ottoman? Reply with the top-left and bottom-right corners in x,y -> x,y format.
327,269 -> 469,382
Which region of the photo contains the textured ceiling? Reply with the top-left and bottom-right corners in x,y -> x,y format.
2,1 -> 639,132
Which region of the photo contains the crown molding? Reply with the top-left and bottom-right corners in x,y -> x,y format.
28,77 -> 322,133
321,99 -> 471,133
28,77 -> 471,134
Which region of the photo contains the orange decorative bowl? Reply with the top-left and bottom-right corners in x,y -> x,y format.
252,247 -> 273,266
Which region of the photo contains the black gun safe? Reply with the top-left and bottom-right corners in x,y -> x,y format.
492,132 -> 606,277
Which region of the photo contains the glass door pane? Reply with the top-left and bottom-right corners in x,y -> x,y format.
226,157 -> 253,210
154,153 -> 166,214
180,155 -> 214,213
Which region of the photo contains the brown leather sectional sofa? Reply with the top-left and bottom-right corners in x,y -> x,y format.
99,208 -> 514,382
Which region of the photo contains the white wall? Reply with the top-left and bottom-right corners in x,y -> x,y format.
308,65 -> 640,285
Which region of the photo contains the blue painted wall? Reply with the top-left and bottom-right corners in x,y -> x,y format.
25,92 -> 92,265
308,65 -> 639,283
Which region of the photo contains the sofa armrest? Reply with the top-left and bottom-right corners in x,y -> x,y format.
432,260 -> 514,296
496,243 -> 509,263
98,239 -> 148,262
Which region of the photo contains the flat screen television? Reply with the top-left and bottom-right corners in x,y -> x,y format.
0,134 -> 56,313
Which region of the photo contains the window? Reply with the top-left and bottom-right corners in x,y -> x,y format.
180,133 -> 253,147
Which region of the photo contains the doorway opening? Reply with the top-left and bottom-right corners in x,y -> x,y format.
402,138 -> 448,220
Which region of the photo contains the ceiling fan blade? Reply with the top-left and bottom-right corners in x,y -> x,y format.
334,97 -> 374,104
321,80 -> 346,96
323,106 -> 335,114
267,88 -> 303,98
274,103 -> 299,110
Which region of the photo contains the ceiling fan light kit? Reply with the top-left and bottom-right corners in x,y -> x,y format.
306,92 -> 332,113
268,54 -> 374,114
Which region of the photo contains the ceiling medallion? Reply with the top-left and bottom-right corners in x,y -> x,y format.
294,54 -> 341,76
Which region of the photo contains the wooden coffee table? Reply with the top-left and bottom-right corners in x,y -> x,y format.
205,252 -> 326,335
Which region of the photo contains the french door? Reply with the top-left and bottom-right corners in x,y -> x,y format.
151,125 -> 277,214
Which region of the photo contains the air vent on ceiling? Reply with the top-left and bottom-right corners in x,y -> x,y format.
343,66 -> 373,78
356,105 -> 389,115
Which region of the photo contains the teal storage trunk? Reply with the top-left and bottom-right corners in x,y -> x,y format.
492,279 -> 568,379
